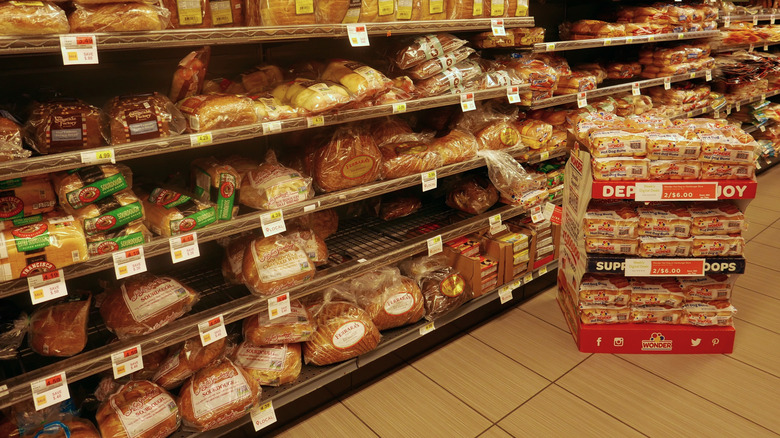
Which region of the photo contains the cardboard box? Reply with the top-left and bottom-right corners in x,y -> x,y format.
483,227 -> 532,285
445,244 -> 502,298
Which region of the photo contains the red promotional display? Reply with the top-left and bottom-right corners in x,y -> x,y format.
591,180 -> 757,200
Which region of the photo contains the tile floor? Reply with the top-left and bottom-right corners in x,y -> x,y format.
271,167 -> 780,438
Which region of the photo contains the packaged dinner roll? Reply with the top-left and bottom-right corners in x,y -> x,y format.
153,336 -> 228,390
243,299 -> 316,345
0,1 -> 70,35
648,160 -> 701,180
314,125 -> 382,192
591,157 -> 649,181
29,294 -> 90,357
96,380 -> 180,438
478,149 -> 540,205
233,342 -> 302,387
0,176 -> 57,222
238,151 -> 314,210
689,202 -> 746,235
106,93 -> 186,145
251,94 -> 299,122
303,296 -> 381,365
138,187 -> 217,236
24,99 -> 109,155
52,164 -> 133,214
241,233 -> 316,297
348,266 -> 425,331
191,157 -> 240,221
69,3 -> 171,32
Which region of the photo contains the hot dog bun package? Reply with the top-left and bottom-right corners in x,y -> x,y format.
137,187 -> 217,237
153,336 -> 228,390
241,233 -> 316,297
52,164 -> 134,215
232,342 -> 302,387
583,201 -> 639,238
347,266 -> 425,331
238,150 -> 314,210
190,157 -> 240,221
29,294 -> 91,357
400,253 -> 473,320
100,274 -> 199,339
96,380 -> 181,438
243,299 -> 316,345
578,274 -> 631,306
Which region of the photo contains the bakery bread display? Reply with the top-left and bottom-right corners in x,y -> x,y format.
271,79 -> 352,114
243,299 -> 316,345
0,116 -> 30,162
378,194 -> 421,220
241,234 -> 316,296
0,1 -> 70,35
100,274 -> 199,339
191,157 -> 240,221
138,187 -> 217,236
69,3 -> 171,32
153,337 -> 227,390
178,94 -> 258,132
429,129 -> 478,165
446,175 -> 499,215
233,342 -> 302,386
289,209 -> 338,239
179,358 -> 261,431
313,125 -> 382,192
106,93 -> 186,145
29,295 -> 90,357
170,47 -> 211,103
303,299 -> 380,365
321,60 -> 393,101
96,380 -> 181,438
349,267 -> 425,331
24,100 -> 108,154
162,0 -> 212,27
74,190 -> 145,236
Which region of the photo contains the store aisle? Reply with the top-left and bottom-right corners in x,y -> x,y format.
271,166 -> 780,438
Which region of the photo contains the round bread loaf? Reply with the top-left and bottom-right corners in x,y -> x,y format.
153,337 -> 227,390
303,301 -> 380,366
29,296 -> 90,357
241,234 -> 316,296
233,342 -> 302,387
96,380 -> 180,438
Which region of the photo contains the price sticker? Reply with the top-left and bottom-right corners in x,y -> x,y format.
762,93 -> 767,102
765,44 -> 770,51
111,345 -> 143,379
59,35 -> 98,65
714,109 -> 720,118
542,202 -> 556,221
603,38 -> 612,46
724,16 -> 731,28
523,273 -> 533,284
28,270 -> 67,305
498,285 -> 513,304
736,101 -> 741,112
754,15 -> 759,26
460,93 -> 476,112
419,321 -> 435,335
545,43 -> 555,51
489,214 -> 505,235
772,15 -> 776,25
262,121 -> 282,134
421,170 -> 437,192
761,124 -> 767,132
539,265 -> 548,276
750,44 -> 755,52
267,292 -> 291,320
347,24 -> 370,47
427,235 -> 443,256
80,148 -> 115,164
706,70 -> 712,81
632,82 -> 641,96
530,205 -> 545,223
626,258 -> 705,277
626,36 -> 634,44
260,210 -> 286,237
664,77 -> 671,90
726,104 -> 732,115
190,132 -> 213,146
577,92 -> 587,108
689,72 -> 696,79
635,182 -> 718,201
678,32 -> 685,40
392,102 -> 407,113
306,116 -> 324,127
169,232 -> 199,264
507,86 -> 521,104
31,373 -> 70,411
491,18 -> 506,36
540,151 -> 550,161
251,402 -> 277,432
687,111 -> 694,118
113,246 -> 147,280
198,314 -> 227,346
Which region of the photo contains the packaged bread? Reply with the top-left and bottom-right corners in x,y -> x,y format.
0,115 -> 31,162
429,129 -> 478,165
371,117 -> 414,146
239,152 -> 314,210
286,227 -> 328,266
578,274 -> 631,306
106,93 -> 186,145
586,127 -> 647,158
393,34 -> 467,70
240,65 -> 284,94
321,60 -> 393,101
406,47 -> 475,81
209,0 -> 243,26
289,209 -> 338,239
379,135 -> 442,180
555,73 -> 597,95
648,160 -> 701,180
583,202 -> 639,238
222,237 -> 251,284
96,381 -> 180,438
0,176 -> 57,222
24,100 -> 108,155
74,190 -> 144,236
579,304 -> 630,324
29,295 -> 90,357
249,0 -> 316,26
191,157 -> 239,221
251,94 -> 299,122
178,94 -> 258,132
376,194 -> 419,220
233,342 -> 301,387
699,137 -> 757,165
0,1 -> 70,35
700,163 -> 754,180
153,337 -> 227,390
313,125 -> 381,192
638,205 -> 691,238
692,234 -> 744,257
591,157 -> 649,181
570,20 -> 626,39
407,255 -> 473,320
271,79 -> 352,115
303,299 -> 380,365
606,62 -> 642,80
243,299 -> 316,345
139,187 -> 217,236
471,31 -> 514,49
474,120 -> 522,151
0,217 -> 89,281
53,164 -> 132,214
585,237 -> 638,255
446,175 -> 498,215
69,3 -> 171,32
161,0 -> 211,27
242,233 -> 316,296
170,47 -> 211,103
100,274 -> 199,339
349,267 -> 425,330
86,222 -> 152,256
638,236 -> 693,257
512,27 -> 544,45
179,358 -> 260,431
516,119 -> 552,150
415,60 -> 483,97
681,301 -> 736,326
689,202 -> 745,235
680,275 -> 734,301
630,277 -> 685,307
316,0 -> 370,23
479,149 -> 540,204
631,306 -> 682,324
645,130 -> 701,160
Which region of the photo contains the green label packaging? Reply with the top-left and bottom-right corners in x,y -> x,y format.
170,207 -> 217,235
65,173 -> 128,210
88,231 -> 147,256
83,202 -> 144,236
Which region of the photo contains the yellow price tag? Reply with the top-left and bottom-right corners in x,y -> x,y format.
174,250 -> 182,259
307,116 -> 324,127
541,151 -> 550,160
118,266 -> 128,275
190,132 -> 213,146
546,43 -> 555,51
36,395 -> 47,406
604,38 -> 611,46
295,0 -> 313,14
33,289 -> 43,300
539,266 -> 548,276
270,211 -> 282,221
678,33 -> 685,39
648,35 -> 655,42
203,333 -> 211,342
67,52 -> 78,61
626,36 -> 633,44
116,365 -> 125,374
524,273 -> 533,284
392,102 -> 407,113
690,72 -> 696,79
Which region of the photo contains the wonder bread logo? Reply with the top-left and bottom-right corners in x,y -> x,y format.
642,332 -> 673,351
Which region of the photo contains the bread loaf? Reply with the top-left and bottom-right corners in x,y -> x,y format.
87,220 -> 152,258
238,155 -> 314,210
289,209 -> 338,239
69,3 -> 171,32
419,267 -> 472,320
191,157 -> 240,221
24,100 -> 108,154
138,187 -> 217,236
242,234 -> 316,296
350,267 -> 425,331
74,190 -> 144,236
179,358 -> 260,431
178,94 -> 258,132
170,47 -> 211,103
162,0 -> 212,27
429,129 -> 478,165
29,295 -> 90,357
0,176 -> 56,221
243,299 -> 316,345
316,0 -> 378,23
23,417 -> 101,438
393,34 -> 466,70
100,274 -> 199,339
0,2 -> 69,35
0,116 -> 30,162
446,175 -> 499,215
475,120 -> 522,151
106,93 -> 186,145
233,342 -> 301,386
252,94 -> 299,122
379,194 -> 421,220
415,60 -> 483,97
53,165 -> 132,214
321,60 -> 392,102
286,227 -> 328,266
132,347 -> 170,381
96,380 -> 180,438
380,137 -> 442,180
210,0 -> 244,26
271,79 -> 352,114
314,125 -> 382,192
303,301 -> 380,365
256,0 -> 316,25
153,337 -> 227,390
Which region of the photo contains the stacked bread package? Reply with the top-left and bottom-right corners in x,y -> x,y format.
153,337 -> 228,390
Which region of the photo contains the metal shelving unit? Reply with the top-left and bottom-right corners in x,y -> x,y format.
719,13 -> 780,24
532,30 -> 719,53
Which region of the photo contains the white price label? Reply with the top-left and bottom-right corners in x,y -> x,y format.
542,202 -> 556,221
664,77 -> 671,90
507,86 -> 521,104
545,43 -> 555,51
421,170 -> 437,192
169,232 -> 199,263
648,35 -> 655,42
267,292 -> 291,320
706,70 -> 712,81
80,148 -> 115,164
632,82 -> 640,96
772,15 -> 776,25
765,44 -> 770,51
539,265 -> 548,276
251,402 -> 277,432
427,235 -> 443,256
307,116 -> 324,127
736,102 -> 741,112
111,345 -> 143,379
460,93 -> 476,112
512,279 -> 521,289
489,214 -> 505,235
523,273 -> 533,284
198,314 -> 227,346
724,16 -> 731,27
498,285 -> 513,304
577,92 -> 587,108
491,18 -> 506,36
28,270 -> 67,305
726,105 -> 732,115
392,102 -> 407,113
347,24 -> 370,47
754,15 -> 759,25
750,44 -> 755,52
190,132 -> 213,146
31,373 -> 70,411
113,246 -> 147,280
419,321 -> 435,335
260,210 -> 286,237
756,160 -> 762,170
262,121 -> 282,134
59,35 -> 98,65
625,259 -> 652,276
761,124 -> 767,132
678,32 -> 685,40
531,205 -> 545,223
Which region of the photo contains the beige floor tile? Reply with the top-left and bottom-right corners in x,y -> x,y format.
752,226 -> 780,248
745,206 -> 780,226
754,184 -> 780,200
736,262 -> 780,292
411,334 -> 550,422
772,220 -> 780,229
745,195 -> 780,212
272,402 -> 378,438
732,286 -> 780,332
499,384 -> 643,438
477,426 -> 514,438
519,285 -> 570,332
620,354 -> 780,432
743,241 -> 780,270
731,321 -> 780,377
341,366 -> 491,438
558,355 -> 775,436
470,308 -> 590,381
744,223 -> 767,242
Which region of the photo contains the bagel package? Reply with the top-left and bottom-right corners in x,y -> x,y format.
303,295 -> 381,366
153,337 -> 228,390
348,266 -> 425,331
242,299 -> 316,345
138,187 -> 217,237
232,342 -> 302,387
241,233 -> 316,296
96,380 -> 180,438
29,294 -> 91,357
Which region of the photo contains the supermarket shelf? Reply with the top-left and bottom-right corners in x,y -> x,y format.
719,13 -> 779,23
0,200 -> 540,409
0,18 -> 535,56
756,153 -> 780,174
670,89 -> 780,120
743,119 -> 775,134
590,179 -> 758,200
186,259 -> 559,438
0,86 -> 529,180
583,254 -> 746,275
0,148 -> 566,299
714,40 -> 780,53
532,30 -> 719,53
527,70 -> 713,109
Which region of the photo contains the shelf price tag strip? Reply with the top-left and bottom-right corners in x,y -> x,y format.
489,213 -> 505,235
31,373 -> 70,411
419,321 -> 435,335
506,86 -> 521,104
460,93 -> 476,112
190,132 -> 213,146
169,232 -> 199,264
491,19 -> 506,36
498,285 -> 512,304
268,292 -> 291,320
625,258 -> 705,277
634,182 -> 718,201
251,401 -> 277,431
28,270 -> 67,305
198,314 -> 227,346
113,246 -> 147,280
111,345 -> 143,379
80,148 -> 115,164
59,34 -> 98,65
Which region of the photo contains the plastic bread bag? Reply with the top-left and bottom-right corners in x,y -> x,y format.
630,306 -> 682,324
477,150 -> 539,205
406,47 -> 475,81
169,47 -> 210,103
271,79 -> 353,115
478,62 -> 526,89
285,226 -> 328,266
73,190 -> 144,236
0,299 -> 28,359
86,222 -> 152,257
348,266 -> 425,331
221,234 -> 255,284
555,72 -> 597,95
402,254 -> 473,321
152,335 -> 229,390
100,274 -> 199,339
429,128 -> 478,165
700,163 -> 755,180
591,157 -> 649,181
629,277 -> 685,307
315,0 -> 381,24
415,60 -> 484,97
313,124 -> 382,192
28,293 -> 90,357
0,1 -> 70,35
96,380 -> 180,437
177,94 -> 258,132
392,33 -> 467,70
680,274 -> 735,301
378,193 -> 422,221
379,132 -> 442,180
585,126 -> 647,158
585,237 -> 639,255
637,204 -> 691,238
105,93 -> 186,145
445,174 -> 499,215
52,164 -> 133,214
250,0 -> 316,26
689,202 -> 746,235
692,234 -> 744,257
638,236 -> 693,257
243,299 -> 316,345
579,304 -> 631,324
137,186 -> 217,236
578,274 -> 631,306
0,176 -> 57,221
321,60 -> 393,102
24,99 -> 109,155
649,160 -> 701,180
569,20 -> 626,39
0,114 -> 31,162
232,341 -> 302,387
191,157 -> 240,221
203,77 -> 246,95
21,417 -> 101,438
241,233 -> 316,297
645,129 -> 701,160
681,301 -> 736,327
251,93 -> 300,122
583,201 -> 639,238
69,3 -> 171,32
238,150 -> 314,210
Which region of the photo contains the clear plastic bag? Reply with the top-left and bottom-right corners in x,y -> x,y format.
314,124 -> 382,192
0,115 -> 31,162
74,190 -> 144,237
106,93 -> 186,145
241,233 -> 316,297
0,300 -> 27,360
177,94 -> 258,132
415,60 -> 484,97
138,187 -> 217,236
429,129 -> 478,165
153,336 -> 229,390
393,33 -> 467,70
24,99 -> 109,155
191,157 -> 240,221
169,47 -> 211,103
406,47 -> 475,81
29,294 -> 90,357
379,132 -> 441,180
69,3 -> 171,32
52,164 -> 133,214
232,342 -> 302,387
477,149 -> 539,205
238,150 -> 314,210
96,380 -> 180,438
271,79 -> 353,115
399,254 -> 472,321
0,1 -> 70,35
348,266 -> 425,331
446,174 -> 499,215
242,299 -> 316,345
321,60 -> 394,101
